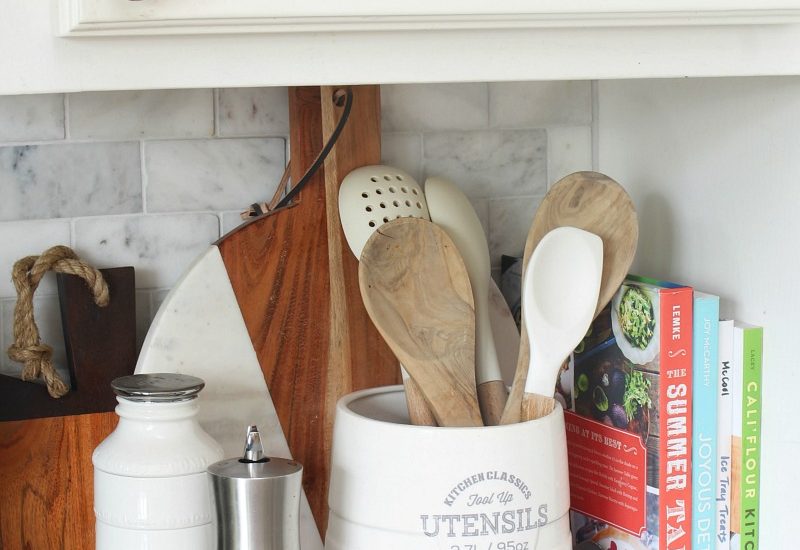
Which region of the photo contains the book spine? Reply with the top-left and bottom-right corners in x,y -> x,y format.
729,327 -> 743,548
738,324 -> 763,550
715,320 -> 734,550
659,287 -> 693,550
692,294 -> 720,550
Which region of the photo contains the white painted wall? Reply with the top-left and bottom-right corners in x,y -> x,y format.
598,76 -> 800,547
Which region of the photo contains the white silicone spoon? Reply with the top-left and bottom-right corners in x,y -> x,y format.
339,165 -> 437,426
521,226 -> 603,421
425,176 -> 507,425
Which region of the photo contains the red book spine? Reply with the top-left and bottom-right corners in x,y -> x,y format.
659,287 -> 693,550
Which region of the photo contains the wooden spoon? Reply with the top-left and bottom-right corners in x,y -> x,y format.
425,176 -> 507,425
359,217 -> 484,427
500,171 -> 638,424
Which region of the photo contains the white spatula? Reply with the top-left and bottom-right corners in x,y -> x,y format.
425,176 -> 507,425
521,226 -> 603,421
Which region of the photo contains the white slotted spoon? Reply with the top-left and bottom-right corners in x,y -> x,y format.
339,165 -> 436,426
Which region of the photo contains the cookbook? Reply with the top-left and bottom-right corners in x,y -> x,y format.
692,292 -> 720,550
730,322 -> 763,550
563,275 -> 693,550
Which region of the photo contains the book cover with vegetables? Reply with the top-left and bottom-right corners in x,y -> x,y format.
730,322 -> 763,550
563,275 -> 693,550
715,320 -> 734,550
692,292 -> 719,550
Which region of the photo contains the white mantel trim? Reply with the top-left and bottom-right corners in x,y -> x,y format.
59,0 -> 800,37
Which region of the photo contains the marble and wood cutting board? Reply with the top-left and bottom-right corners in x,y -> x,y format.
135,86 -> 399,547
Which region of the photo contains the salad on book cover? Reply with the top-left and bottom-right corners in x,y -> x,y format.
563,275 -> 693,550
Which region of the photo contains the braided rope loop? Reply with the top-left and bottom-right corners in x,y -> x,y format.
7,246 -> 109,398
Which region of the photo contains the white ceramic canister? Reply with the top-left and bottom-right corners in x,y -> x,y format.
93,373 -> 224,549
326,385 -> 572,550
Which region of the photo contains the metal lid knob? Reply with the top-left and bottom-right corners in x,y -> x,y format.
111,373 -> 205,403
242,425 -> 267,463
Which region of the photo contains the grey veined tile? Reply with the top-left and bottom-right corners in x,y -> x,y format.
547,126 -> 593,184
489,81 -> 593,128
382,83 -> 489,132
423,129 -> 547,199
0,94 -> 65,142
144,138 -> 285,213
381,133 -> 422,183
0,219 -> 71,298
69,90 -> 214,140
73,213 -> 220,289
218,87 -> 289,137
488,196 -> 543,268
0,142 -> 142,221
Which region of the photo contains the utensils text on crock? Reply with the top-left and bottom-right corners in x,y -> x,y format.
358,217 -> 483,427
425,176 -> 507,426
501,171 -> 638,424
520,227 -> 603,421
339,164 -> 436,426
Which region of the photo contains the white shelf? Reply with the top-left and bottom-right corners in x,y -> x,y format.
2,1 -> 800,94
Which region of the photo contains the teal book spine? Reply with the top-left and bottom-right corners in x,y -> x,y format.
692,292 -> 720,550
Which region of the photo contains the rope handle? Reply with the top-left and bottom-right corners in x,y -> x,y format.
6,245 -> 109,398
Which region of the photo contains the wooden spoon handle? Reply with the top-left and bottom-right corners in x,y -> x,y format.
500,326 -> 529,425
521,392 -> 556,422
477,379 -> 508,427
404,376 -> 438,426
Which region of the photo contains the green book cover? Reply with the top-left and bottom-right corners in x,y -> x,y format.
737,322 -> 763,550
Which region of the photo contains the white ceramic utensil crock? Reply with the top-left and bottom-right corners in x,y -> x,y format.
326,386 -> 572,550
93,373 -> 224,550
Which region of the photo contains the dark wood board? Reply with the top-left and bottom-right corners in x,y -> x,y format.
217,85 -> 399,536
0,267 -> 136,548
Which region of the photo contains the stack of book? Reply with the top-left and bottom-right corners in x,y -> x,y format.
561,275 -> 763,550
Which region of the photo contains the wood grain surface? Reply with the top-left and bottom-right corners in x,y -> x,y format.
501,171 -> 638,424
359,217 -> 483,427
0,267 -> 136,549
217,86 -> 398,536
0,413 -> 118,549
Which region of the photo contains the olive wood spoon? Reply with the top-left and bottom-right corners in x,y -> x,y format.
425,176 -> 507,426
359,217 -> 483,427
501,171 -> 638,424
339,164 -> 437,426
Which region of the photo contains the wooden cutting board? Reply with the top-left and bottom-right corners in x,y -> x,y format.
217,85 -> 399,537
0,267 -> 136,549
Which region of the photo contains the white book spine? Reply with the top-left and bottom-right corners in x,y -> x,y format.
715,320 -> 734,550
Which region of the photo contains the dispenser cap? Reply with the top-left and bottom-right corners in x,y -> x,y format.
207,425 -> 302,480
242,425 -> 266,462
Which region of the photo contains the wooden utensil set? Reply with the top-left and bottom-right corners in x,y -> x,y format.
350,169 -> 638,427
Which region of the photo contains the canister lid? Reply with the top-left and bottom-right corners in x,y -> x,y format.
111,373 -> 205,402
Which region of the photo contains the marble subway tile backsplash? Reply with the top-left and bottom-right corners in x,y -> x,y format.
423,129 -> 547,199
69,90 -> 214,140
144,137 -> 285,213
0,142 -> 142,221
0,82 -> 593,381
74,214 -> 220,289
0,94 -> 65,143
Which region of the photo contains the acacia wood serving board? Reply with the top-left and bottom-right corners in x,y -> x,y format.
216,85 -> 398,536
0,267 -> 136,549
